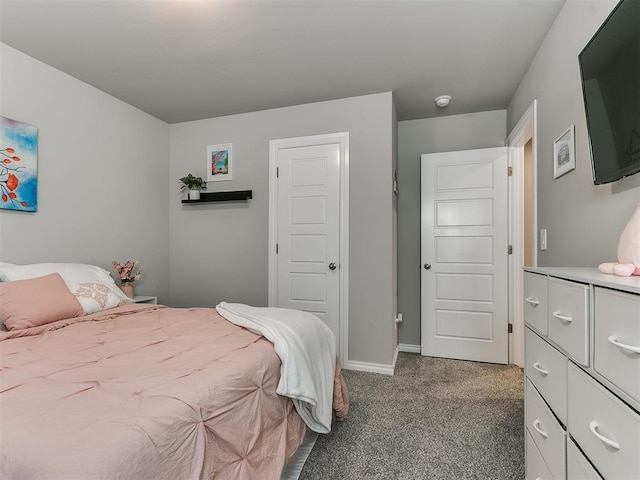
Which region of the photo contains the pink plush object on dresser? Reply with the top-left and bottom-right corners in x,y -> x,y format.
0,273 -> 84,330
599,204 -> 640,277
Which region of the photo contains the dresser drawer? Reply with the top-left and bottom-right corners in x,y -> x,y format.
525,272 -> 548,335
567,437 -> 603,480
594,287 -> 640,406
526,379 -> 565,480
567,363 -> 640,480
548,278 -> 589,366
526,430 -> 555,480
525,327 -> 567,424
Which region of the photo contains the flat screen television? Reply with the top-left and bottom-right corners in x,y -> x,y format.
578,0 -> 640,185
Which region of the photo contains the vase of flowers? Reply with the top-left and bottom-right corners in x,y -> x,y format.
179,174 -> 206,200
120,282 -> 134,298
112,259 -> 143,298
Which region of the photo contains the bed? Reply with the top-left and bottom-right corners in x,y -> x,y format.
0,263 -> 348,479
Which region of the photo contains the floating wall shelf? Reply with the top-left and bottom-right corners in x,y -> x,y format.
182,190 -> 252,204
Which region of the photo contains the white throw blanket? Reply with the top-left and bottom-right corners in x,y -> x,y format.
216,302 -> 336,434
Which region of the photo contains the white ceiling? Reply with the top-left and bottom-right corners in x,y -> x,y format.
0,0 -> 565,124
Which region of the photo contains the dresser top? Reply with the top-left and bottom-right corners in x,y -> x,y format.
524,267 -> 640,295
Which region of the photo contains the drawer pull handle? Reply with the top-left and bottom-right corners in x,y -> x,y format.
589,421 -> 620,450
608,336 -> 640,354
525,297 -> 540,307
532,419 -> 548,439
552,311 -> 573,323
532,362 -> 549,376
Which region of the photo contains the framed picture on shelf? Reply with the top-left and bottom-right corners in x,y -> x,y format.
553,125 -> 575,179
206,143 -> 232,182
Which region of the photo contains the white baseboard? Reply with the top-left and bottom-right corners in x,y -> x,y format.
345,359 -> 395,376
398,343 -> 421,354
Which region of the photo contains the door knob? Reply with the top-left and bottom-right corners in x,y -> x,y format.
423,263 -> 431,270
329,262 -> 337,270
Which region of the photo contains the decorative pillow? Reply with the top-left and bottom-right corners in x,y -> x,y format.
68,282 -> 124,314
0,263 -> 133,315
0,273 -> 84,330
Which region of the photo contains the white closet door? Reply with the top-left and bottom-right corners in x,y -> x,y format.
275,143 -> 341,347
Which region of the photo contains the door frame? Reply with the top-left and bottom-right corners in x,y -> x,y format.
268,132 -> 350,364
506,100 -> 538,367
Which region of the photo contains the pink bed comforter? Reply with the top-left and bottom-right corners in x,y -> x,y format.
0,304 -> 306,479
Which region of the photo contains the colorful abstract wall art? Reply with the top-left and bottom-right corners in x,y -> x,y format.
0,116 -> 37,212
206,143 -> 232,182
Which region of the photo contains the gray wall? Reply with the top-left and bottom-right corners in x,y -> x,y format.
168,92 -> 397,367
508,0 -> 640,268
0,44 -> 170,302
0,46 -> 397,368
397,111 -> 507,347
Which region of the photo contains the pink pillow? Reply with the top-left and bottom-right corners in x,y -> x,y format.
0,273 -> 84,330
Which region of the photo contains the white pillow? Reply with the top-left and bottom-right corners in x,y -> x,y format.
0,262 -> 17,270
0,263 -> 133,315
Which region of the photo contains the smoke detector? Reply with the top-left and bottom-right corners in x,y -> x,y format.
435,95 -> 451,108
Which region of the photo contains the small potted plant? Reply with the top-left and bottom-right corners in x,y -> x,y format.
179,174 -> 206,200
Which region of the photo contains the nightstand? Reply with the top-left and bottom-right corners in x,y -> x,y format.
133,295 -> 157,305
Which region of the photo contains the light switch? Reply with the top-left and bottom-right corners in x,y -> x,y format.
540,229 -> 547,251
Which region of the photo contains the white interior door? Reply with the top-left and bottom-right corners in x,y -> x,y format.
272,142 -> 341,349
421,147 -> 509,364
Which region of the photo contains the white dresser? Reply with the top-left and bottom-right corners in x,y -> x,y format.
523,267 -> 640,480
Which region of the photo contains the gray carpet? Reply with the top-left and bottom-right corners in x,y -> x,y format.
300,353 -> 524,480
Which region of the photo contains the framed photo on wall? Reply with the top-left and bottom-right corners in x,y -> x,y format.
553,125 -> 575,179
206,143 -> 232,182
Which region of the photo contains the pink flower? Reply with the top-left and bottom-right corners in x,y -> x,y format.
112,259 -> 143,284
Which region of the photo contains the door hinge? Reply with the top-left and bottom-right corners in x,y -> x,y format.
508,166 -> 513,177
276,167 -> 279,178
508,245 -> 513,255
276,243 -> 279,254
508,323 -> 513,333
